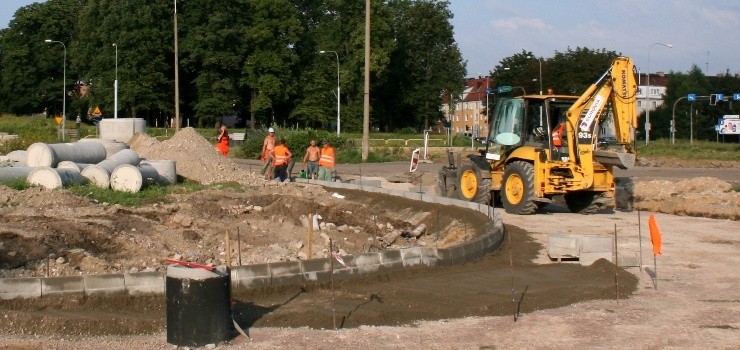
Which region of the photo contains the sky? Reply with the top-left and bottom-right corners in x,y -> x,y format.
2,0 -> 739,77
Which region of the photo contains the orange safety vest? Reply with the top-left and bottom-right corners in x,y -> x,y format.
552,123 -> 565,147
273,145 -> 291,166
319,146 -> 335,167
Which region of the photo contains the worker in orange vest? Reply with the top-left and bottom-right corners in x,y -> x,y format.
318,138 -> 335,181
270,138 -> 292,182
215,123 -> 229,156
551,122 -> 565,147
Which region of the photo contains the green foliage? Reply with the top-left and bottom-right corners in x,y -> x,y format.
68,183 -> 171,207
637,139 -> 740,161
0,178 -> 30,191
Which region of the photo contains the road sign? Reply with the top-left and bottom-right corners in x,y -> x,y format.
486,88 -> 491,95
716,93 -> 724,102
92,106 -> 102,116
54,115 -> 62,125
733,93 -> 740,101
687,93 -> 696,102
496,86 -> 512,93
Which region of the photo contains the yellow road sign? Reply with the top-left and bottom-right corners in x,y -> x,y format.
92,106 -> 102,116
54,116 -> 62,125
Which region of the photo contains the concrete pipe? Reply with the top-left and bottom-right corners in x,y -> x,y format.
99,118 -> 147,143
27,167 -> 85,190
81,149 -> 141,188
110,163 -> 161,193
26,142 -> 107,168
141,159 -> 177,185
79,138 -> 129,158
57,161 -> 92,172
7,150 -> 27,165
0,167 -> 34,182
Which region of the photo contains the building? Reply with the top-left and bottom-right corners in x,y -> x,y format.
637,72 -> 669,115
440,76 -> 490,137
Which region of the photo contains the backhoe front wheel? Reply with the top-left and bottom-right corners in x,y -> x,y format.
501,161 -> 537,215
456,164 -> 491,205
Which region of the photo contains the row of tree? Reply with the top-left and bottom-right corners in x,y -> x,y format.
0,0 -> 465,132
490,48 -> 740,141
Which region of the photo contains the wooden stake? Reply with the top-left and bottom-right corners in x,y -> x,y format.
507,227 -> 517,321
638,210 -> 643,269
225,229 -> 232,268
308,214 -> 314,259
653,255 -> 658,290
614,223 -> 620,304
329,239 -> 336,330
237,226 -> 242,266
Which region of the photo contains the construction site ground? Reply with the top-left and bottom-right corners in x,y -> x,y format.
0,130 -> 738,349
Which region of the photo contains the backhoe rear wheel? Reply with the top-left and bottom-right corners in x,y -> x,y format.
456,164 -> 491,205
501,161 -> 537,215
565,191 -> 599,214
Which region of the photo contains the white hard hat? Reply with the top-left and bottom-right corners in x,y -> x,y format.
268,127 -> 275,133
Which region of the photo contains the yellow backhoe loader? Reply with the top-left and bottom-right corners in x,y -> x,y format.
438,56 -> 638,214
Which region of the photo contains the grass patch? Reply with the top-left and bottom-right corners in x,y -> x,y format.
0,178 -> 30,190
68,183 -> 172,206
637,139 -> 740,161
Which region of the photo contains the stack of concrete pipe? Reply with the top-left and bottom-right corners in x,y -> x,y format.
0,140 -> 176,192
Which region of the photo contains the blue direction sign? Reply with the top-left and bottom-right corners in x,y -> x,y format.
687,93 -> 696,102
486,88 -> 491,95
733,93 -> 740,101
496,86 -> 512,93
716,93 -> 725,101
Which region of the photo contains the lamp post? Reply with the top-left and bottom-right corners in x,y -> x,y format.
670,96 -> 688,144
113,43 -> 119,119
645,42 -> 673,145
45,39 -> 66,141
526,56 -> 543,94
319,50 -> 341,136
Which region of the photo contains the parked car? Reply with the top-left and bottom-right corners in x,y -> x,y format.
597,136 -> 616,147
474,137 -> 489,145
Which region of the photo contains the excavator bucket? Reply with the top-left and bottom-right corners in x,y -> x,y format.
594,150 -> 635,169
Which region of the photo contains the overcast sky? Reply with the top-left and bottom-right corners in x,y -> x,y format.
3,1 -> 739,77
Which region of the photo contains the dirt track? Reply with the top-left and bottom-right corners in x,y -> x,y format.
1,131 -> 738,349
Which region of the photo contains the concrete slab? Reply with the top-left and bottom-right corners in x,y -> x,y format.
548,233 -> 580,258
0,277 -> 41,300
42,276 -> 84,297
84,274 -> 126,296
124,271 -> 164,295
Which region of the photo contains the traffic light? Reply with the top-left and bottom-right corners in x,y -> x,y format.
710,93 -> 725,105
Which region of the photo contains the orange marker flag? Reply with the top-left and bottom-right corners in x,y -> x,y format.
648,214 -> 662,256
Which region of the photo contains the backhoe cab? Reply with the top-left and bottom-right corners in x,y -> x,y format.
438,56 -> 638,214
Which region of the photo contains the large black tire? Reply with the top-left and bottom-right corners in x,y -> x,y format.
501,161 -> 537,215
437,168 -> 457,198
456,164 -> 491,205
565,191 -> 599,214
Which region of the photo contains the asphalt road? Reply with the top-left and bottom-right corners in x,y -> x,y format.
233,158 -> 740,183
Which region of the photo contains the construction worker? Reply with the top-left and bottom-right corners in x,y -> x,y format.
260,127 -> 276,179
551,120 -> 566,160
317,138 -> 335,181
302,139 -> 320,179
215,123 -> 229,156
271,138 -> 292,182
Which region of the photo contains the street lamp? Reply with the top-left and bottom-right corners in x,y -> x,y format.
645,42 -> 673,145
113,43 -> 119,119
671,96 -> 688,144
319,50 -> 341,136
45,39 -> 66,141
526,55 -> 543,94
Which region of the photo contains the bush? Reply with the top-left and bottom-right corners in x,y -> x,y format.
240,128 -> 344,160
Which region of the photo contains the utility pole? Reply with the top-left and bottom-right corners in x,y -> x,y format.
362,0 -> 371,161
173,0 -> 180,131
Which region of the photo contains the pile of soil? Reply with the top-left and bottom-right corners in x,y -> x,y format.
633,176 -> 739,219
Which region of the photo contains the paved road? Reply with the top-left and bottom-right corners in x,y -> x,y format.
233,158 -> 740,183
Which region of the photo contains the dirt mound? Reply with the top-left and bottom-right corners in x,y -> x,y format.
129,127 -> 261,185
634,177 -> 739,219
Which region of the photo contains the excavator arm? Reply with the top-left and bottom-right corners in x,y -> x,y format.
563,56 -> 638,189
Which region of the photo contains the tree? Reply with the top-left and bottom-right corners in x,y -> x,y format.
180,0 -> 251,127
241,0 -> 303,129
0,0 -> 83,116
385,0 -> 465,130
